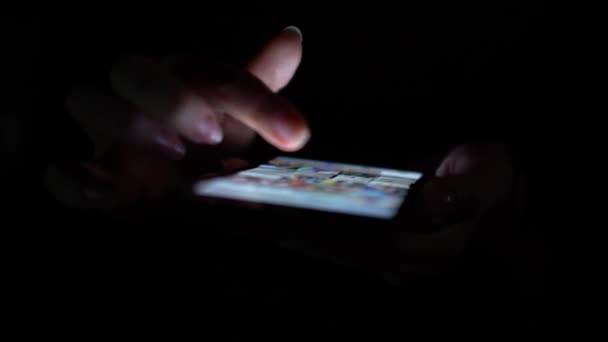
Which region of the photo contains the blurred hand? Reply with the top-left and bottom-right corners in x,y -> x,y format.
46,26 -> 308,209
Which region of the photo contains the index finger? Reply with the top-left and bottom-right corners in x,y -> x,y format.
194,65 -> 310,151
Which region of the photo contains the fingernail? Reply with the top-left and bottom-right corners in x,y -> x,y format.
282,25 -> 303,42
272,108 -> 310,151
195,116 -> 224,145
276,124 -> 310,151
131,117 -> 185,159
274,119 -> 295,139
155,132 -> 186,158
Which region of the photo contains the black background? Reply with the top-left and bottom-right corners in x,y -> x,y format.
1,3 -> 577,337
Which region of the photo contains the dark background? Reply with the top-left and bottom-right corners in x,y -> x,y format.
1,3 -> 575,337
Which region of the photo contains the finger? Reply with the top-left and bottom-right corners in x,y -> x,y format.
67,84 -> 185,159
218,115 -> 257,152
163,25 -> 303,149
246,26 -> 303,92
434,143 -> 514,210
96,143 -> 182,200
195,66 -> 310,151
161,54 -> 257,151
398,177 -> 465,233
45,161 -> 116,209
111,54 -> 308,151
435,145 -> 481,177
47,145 -> 184,210
109,55 -> 223,145
220,157 -> 252,172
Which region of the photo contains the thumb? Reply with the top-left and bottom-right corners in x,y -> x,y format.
246,26 -> 303,92
435,144 -> 481,177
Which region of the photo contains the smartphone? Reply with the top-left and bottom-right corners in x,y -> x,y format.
192,156 -> 424,220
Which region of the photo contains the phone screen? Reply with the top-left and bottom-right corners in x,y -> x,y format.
193,156 -> 423,219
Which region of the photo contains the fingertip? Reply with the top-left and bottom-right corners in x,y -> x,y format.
435,161 -> 448,177
130,116 -> 187,159
266,108 -> 310,151
436,144 -> 481,177
169,94 -> 225,146
281,25 -> 303,42
277,125 -> 310,152
191,118 -> 224,145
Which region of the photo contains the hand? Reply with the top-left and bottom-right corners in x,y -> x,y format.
398,142 -> 521,272
46,26 -> 308,210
